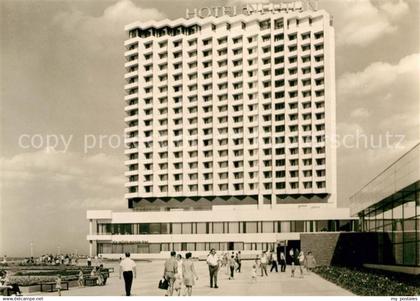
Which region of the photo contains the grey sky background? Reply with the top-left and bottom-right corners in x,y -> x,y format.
1,0 -> 419,257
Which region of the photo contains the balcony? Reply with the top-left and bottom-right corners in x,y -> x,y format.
124,158 -> 139,166
124,36 -> 141,45
124,70 -> 138,80
125,125 -> 138,134
124,181 -> 138,188
124,115 -> 138,123
124,170 -> 138,177
124,48 -> 138,58
124,148 -> 138,155
124,59 -> 138,69
125,136 -> 139,144
124,192 -> 138,199
124,103 -> 138,112
124,93 -> 138,102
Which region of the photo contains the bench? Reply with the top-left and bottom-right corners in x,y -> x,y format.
0,285 -> 12,296
84,277 -> 98,286
40,281 -> 69,292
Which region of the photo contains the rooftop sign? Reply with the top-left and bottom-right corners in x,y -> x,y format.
185,1 -> 318,19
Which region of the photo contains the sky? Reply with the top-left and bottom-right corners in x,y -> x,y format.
0,0 -> 419,257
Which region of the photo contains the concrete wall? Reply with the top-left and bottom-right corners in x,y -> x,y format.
300,232 -> 394,267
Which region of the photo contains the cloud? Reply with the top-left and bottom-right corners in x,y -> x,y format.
53,0 -> 166,51
379,0 -> 409,20
336,0 -> 409,47
1,149 -> 125,201
338,53 -> 420,97
1,149 -> 126,256
0,149 -> 125,206
350,108 -> 370,118
336,52 -> 419,204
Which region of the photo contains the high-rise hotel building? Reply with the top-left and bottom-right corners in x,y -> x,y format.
87,4 -> 356,258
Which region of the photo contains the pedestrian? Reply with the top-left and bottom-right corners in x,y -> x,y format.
251,264 -> 257,282
206,249 -> 219,288
289,249 -> 295,277
255,255 -> 261,270
55,274 -> 62,296
97,266 -> 104,286
280,252 -> 286,272
176,254 -> 183,278
260,251 -> 268,276
87,256 -> 92,267
100,264 -> 108,285
90,266 -> 97,278
228,255 -> 236,280
182,252 -> 198,296
221,252 -> 228,275
298,250 -> 305,277
173,273 -> 182,296
306,251 -> 317,273
163,251 -> 178,296
78,269 -> 84,287
276,244 -> 281,264
119,252 -> 137,296
235,251 -> 242,273
289,248 -> 294,264
176,254 -> 183,294
270,251 -> 278,272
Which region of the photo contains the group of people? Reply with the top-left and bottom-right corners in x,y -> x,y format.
209,247 -> 317,286
267,248 -> 317,278
0,270 -> 22,296
115,247 -> 317,297
163,251 -> 199,296
220,251 -> 242,280
26,254 -> 80,266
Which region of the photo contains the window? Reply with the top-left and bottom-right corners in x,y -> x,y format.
245,222 -> 258,233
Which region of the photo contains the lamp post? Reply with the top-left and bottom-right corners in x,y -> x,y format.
30,242 -> 34,257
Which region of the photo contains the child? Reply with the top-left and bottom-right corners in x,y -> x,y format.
55,275 -> 62,296
173,273 -> 182,296
251,265 -> 257,282
78,269 -> 84,287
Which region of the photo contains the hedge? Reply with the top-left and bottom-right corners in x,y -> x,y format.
313,266 -> 420,296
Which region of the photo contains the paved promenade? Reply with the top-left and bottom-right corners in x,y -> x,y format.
29,260 -> 352,296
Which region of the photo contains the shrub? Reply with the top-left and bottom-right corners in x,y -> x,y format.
313,266 -> 420,296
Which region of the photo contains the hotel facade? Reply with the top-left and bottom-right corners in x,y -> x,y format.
87,3 -> 356,258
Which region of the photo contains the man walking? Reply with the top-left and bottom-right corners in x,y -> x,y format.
260,251 -> 268,276
119,252 -> 136,296
280,251 -> 286,272
163,251 -> 178,296
206,249 -> 220,288
270,250 -> 278,272
235,251 -> 242,273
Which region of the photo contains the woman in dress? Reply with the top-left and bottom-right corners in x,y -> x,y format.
305,251 -> 317,273
175,254 -> 183,294
182,252 -> 198,296
78,269 -> 84,287
298,250 -> 305,277
55,274 -> 62,296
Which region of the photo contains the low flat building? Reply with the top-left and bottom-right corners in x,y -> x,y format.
87,205 -> 356,259
350,142 -> 420,272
